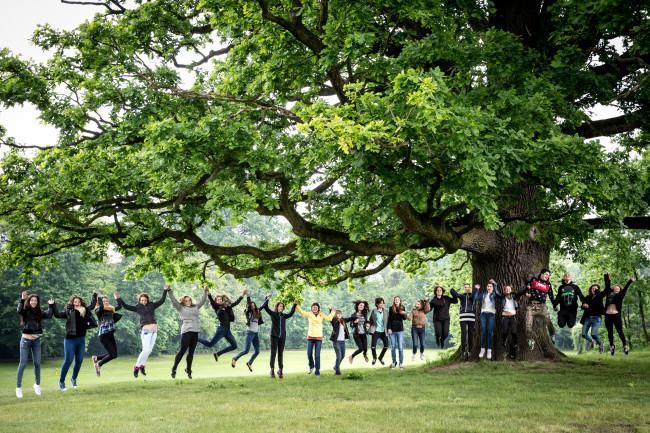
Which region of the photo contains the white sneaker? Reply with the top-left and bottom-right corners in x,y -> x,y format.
420,353 -> 424,361
399,363 -> 404,370
487,349 -> 492,359
479,348 -> 486,358
391,362 -> 396,370
16,388 -> 23,399
33,384 -> 41,396
411,353 -> 415,361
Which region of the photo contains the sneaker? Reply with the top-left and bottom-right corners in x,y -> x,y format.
372,358 -> 377,365
589,340 -> 595,350
246,362 -> 253,372
551,334 -> 556,344
231,358 -> 236,368
479,348 -> 486,358
213,352 -> 219,362
460,352 -> 466,361
610,345 -> 616,356
391,362 -> 396,370
599,343 -> 604,354
58,382 -> 67,391
487,349 -> 492,360
348,355 -> 353,364
624,345 -> 629,355
278,369 -> 283,379
70,377 -> 77,389
16,388 -> 23,399
171,368 -> 176,379
33,383 -> 41,396
335,372 -> 341,376
514,345 -> 519,353
411,353 -> 416,361
184,368 -> 192,379
420,353 -> 424,361
308,368 -> 313,374
364,355 -> 369,362
378,358 -> 385,366
270,369 -> 275,378
399,363 -> 404,370
94,362 -> 101,377
528,339 -> 535,350
139,365 -> 146,376
467,351 -> 472,360
315,374 -> 320,378
133,365 -> 139,378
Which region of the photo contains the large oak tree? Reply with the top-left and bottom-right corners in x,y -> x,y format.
1,0 -> 649,360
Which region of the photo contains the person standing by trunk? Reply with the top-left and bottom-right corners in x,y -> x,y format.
525,269 -> 556,350
429,286 -> 458,349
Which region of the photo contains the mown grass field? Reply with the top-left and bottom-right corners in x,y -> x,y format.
1,349 -> 648,433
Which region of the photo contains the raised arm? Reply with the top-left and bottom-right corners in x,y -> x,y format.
51,302 -> 67,319
89,291 -> 98,310
285,303 -> 297,318
167,285 -> 180,311
96,296 -> 105,314
44,299 -> 55,318
230,290 -> 247,308
324,307 -> 336,322
261,296 -> 273,316
449,288 -> 460,299
604,272 -> 611,291
116,295 -> 137,312
296,304 -> 310,318
423,298 -> 431,313
196,286 -> 208,309
151,288 -> 169,309
620,277 -> 636,301
17,292 -> 26,315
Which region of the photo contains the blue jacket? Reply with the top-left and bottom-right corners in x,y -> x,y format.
449,288 -> 479,314
474,283 -> 499,308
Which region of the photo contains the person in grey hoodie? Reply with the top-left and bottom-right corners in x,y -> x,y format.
169,284 -> 208,379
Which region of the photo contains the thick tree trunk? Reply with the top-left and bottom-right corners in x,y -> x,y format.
639,291 -> 649,345
456,227 -> 566,362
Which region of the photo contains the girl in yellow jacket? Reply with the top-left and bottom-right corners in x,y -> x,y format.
296,302 -> 335,377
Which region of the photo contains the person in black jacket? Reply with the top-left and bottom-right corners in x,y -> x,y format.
580,283 -> 608,354
52,293 -> 98,391
553,273 -> 585,329
16,291 -> 54,399
450,284 -> 479,361
387,296 -> 408,370
429,286 -> 458,348
347,300 -> 370,364
198,289 -> 247,362
116,288 -> 168,377
91,289 -> 123,376
604,272 -> 636,355
330,310 -> 350,375
261,295 -> 297,379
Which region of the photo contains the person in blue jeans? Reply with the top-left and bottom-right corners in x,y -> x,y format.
296,302 -> 336,377
330,310 -> 350,375
387,296 -> 408,370
232,296 -> 263,371
580,283 -> 608,353
474,279 -> 498,360
200,289 -> 247,361
16,291 -> 54,399
52,293 -> 98,391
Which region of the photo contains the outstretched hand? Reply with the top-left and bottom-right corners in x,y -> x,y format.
243,289 -> 249,296
474,284 -> 480,289
47,299 -> 54,305
526,293 -> 531,297
113,292 -> 120,299
164,284 -> 171,291
203,284 -> 210,291
489,279 -> 496,285
93,289 -> 99,295
21,290 -> 28,299
266,293 -> 273,299
631,276 -> 637,282
294,299 -> 299,305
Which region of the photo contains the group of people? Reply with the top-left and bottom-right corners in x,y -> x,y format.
14,268 -> 636,398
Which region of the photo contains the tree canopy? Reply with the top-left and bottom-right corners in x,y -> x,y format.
1,0 -> 649,292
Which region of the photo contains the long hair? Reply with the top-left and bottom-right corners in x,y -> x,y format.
311,302 -> 321,314
503,285 -> 513,300
178,295 -> 195,307
391,297 -> 404,313
335,310 -> 345,326
65,295 -> 87,310
21,295 -> 44,324
414,299 -> 427,311
434,286 -> 445,296
249,301 -> 262,319
219,294 -> 233,305
137,292 -> 151,303
588,284 -> 600,297
352,300 -> 369,318
274,301 -> 285,312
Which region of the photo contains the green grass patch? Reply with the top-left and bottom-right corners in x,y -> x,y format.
1,349 -> 649,432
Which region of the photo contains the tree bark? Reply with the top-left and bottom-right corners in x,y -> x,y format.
639,291 -> 649,345
456,228 -> 566,362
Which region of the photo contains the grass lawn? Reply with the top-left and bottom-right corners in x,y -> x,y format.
1,348 -> 648,433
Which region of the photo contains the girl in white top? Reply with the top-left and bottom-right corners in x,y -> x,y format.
495,285 -> 525,358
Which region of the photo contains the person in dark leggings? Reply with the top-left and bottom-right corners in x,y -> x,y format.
580,283 -> 607,354
169,284 -> 208,379
553,272 -> 585,329
261,296 -> 297,379
52,293 -> 97,391
91,289 -> 123,376
429,286 -> 458,348
450,284 -> 479,361
368,298 -> 389,365
604,272 -> 635,356
347,300 -> 370,364
494,285 -> 525,358
199,289 -> 247,361
16,291 -> 54,399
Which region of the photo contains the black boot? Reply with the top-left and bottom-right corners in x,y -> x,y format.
185,368 -> 192,379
